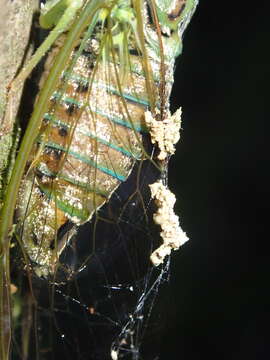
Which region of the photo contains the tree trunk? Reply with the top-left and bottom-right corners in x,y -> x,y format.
0,1 -> 38,359
0,0 -> 38,196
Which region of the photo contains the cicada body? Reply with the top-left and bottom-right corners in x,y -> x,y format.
14,0 -> 198,277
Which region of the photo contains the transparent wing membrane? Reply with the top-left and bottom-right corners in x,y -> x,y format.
16,1 -> 163,277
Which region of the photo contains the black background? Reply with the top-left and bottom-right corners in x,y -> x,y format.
160,1 -> 269,359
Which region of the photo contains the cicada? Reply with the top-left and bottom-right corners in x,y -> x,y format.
2,0 -> 198,278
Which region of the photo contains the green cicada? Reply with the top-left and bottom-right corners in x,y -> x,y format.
1,0 -> 198,278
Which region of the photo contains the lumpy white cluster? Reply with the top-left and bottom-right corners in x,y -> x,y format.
145,108 -> 188,264
149,181 -> 188,266
145,108 -> 182,161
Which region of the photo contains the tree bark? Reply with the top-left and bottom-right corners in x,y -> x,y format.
0,0 -> 38,198
0,1 -> 38,359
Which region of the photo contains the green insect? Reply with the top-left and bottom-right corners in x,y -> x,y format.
1,0 -> 198,278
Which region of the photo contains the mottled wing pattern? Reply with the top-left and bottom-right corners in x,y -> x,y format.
17,1 -> 159,276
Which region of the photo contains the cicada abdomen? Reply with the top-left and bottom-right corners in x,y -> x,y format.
15,0 -> 198,277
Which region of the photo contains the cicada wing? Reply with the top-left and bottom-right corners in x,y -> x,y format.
16,1 -> 162,278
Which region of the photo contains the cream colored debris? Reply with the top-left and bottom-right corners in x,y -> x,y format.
111,349 -> 118,360
145,108 -> 182,160
149,181 -> 188,266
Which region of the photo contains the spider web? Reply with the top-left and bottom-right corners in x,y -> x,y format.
11,155 -> 172,360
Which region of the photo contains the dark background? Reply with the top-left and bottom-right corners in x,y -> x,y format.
160,1 -> 269,359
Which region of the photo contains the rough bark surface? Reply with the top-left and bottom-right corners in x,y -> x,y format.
0,3 -> 38,357
0,0 -> 38,200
